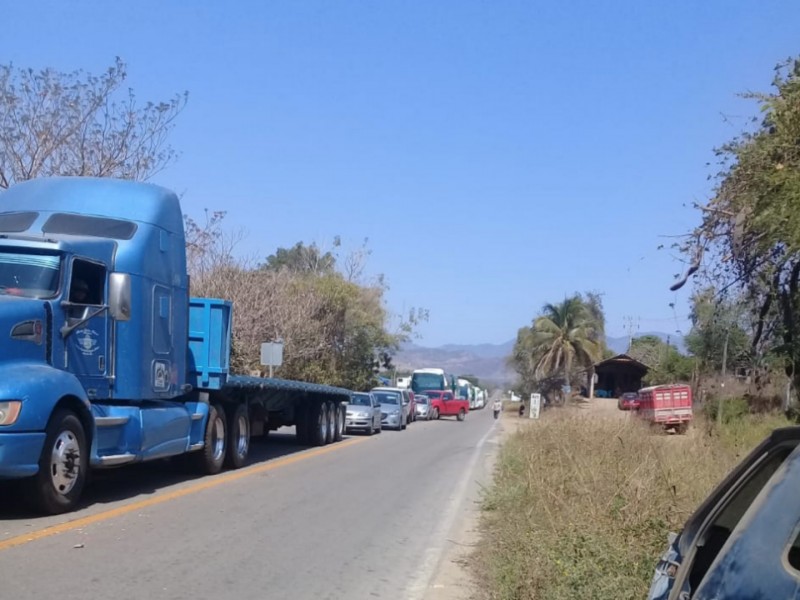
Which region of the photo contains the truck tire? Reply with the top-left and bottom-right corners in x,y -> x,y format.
26,409 -> 88,515
457,408 -> 466,422
334,402 -> 344,442
307,401 -> 328,447
676,422 -> 689,435
224,404 -> 250,469
190,404 -> 227,474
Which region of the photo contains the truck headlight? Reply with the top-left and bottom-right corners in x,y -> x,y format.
0,401 -> 22,425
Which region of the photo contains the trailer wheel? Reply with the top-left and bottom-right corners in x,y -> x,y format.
325,401 -> 336,444
26,409 -> 88,515
191,404 -> 227,474
225,404 -> 250,469
307,401 -> 328,447
334,402 -> 344,442
457,408 -> 466,422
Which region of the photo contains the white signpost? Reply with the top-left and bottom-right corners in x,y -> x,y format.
529,393 -> 542,419
260,341 -> 284,378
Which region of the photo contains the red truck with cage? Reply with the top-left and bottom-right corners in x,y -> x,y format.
637,384 -> 693,434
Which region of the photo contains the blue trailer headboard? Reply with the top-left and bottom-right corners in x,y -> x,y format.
188,298 -> 232,390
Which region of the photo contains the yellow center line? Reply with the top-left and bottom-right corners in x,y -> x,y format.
0,436 -> 370,552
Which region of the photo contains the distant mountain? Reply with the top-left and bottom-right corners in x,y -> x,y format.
393,333 -> 686,386
393,340 -> 516,385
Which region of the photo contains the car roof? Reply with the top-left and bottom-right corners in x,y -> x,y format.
372,387 -> 403,392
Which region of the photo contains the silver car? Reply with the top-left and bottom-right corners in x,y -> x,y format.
371,388 -> 407,430
345,392 -> 382,435
414,394 -> 432,420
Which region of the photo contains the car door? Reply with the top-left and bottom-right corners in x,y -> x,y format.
650,428 -> 800,600
370,393 -> 380,429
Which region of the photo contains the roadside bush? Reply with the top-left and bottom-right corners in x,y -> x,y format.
702,396 -> 749,423
475,412 -> 790,599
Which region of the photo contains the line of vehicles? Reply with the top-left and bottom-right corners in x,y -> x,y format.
0,177 -> 492,515
343,368 -> 490,435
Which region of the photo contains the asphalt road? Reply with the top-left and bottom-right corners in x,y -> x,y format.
0,407 -> 498,600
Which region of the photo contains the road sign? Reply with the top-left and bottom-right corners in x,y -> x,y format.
260,341 -> 284,377
529,393 -> 542,419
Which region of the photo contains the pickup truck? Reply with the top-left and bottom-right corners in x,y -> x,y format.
0,177 -> 351,514
422,390 -> 469,421
637,384 -> 692,433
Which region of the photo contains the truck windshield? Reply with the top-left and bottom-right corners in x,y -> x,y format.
0,251 -> 60,298
411,373 -> 445,393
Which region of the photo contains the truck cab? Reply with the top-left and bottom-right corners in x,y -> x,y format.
0,178 -> 202,512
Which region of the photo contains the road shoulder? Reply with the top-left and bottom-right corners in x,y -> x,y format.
423,414 -> 504,600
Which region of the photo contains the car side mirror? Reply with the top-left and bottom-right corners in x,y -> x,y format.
108,273 -> 132,321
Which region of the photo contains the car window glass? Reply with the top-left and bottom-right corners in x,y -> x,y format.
788,530 -> 800,571
687,445 -> 796,591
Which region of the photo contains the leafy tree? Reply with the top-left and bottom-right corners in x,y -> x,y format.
189,225 -> 425,390
0,57 -> 187,187
261,241 -> 337,276
684,288 -> 749,375
510,296 -> 603,402
630,335 -> 694,385
674,58 -> 800,391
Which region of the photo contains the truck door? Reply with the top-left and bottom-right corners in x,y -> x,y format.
66,259 -> 111,400
442,392 -> 454,415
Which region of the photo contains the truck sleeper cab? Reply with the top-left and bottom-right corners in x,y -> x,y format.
0,178 -> 350,514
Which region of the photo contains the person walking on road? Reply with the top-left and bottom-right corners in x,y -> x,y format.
492,399 -> 502,419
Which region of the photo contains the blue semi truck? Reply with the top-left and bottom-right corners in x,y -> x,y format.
0,177 -> 351,514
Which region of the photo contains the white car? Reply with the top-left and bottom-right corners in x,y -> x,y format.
345,392 -> 382,435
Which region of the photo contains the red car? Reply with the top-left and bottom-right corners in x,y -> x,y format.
423,390 -> 469,421
618,392 -> 640,411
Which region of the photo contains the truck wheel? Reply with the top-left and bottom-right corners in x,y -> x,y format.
676,422 -> 689,435
457,409 -> 466,422
307,401 -> 327,447
325,402 -> 336,444
224,404 -> 250,469
191,404 -> 227,474
26,409 -> 88,515
334,403 -> 344,442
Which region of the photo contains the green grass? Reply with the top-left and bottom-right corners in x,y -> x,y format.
475,411 -> 792,599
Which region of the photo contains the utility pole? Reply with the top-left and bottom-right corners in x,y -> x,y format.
721,329 -> 730,378
624,316 -> 640,354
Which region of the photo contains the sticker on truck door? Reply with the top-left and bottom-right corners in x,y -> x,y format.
152,360 -> 171,392
76,328 -> 100,355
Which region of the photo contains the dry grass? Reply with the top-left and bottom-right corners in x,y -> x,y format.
475,411 -> 792,599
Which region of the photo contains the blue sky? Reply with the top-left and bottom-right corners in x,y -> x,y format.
2,1 -> 799,346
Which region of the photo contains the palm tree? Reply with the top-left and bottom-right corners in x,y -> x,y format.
529,296 -> 603,394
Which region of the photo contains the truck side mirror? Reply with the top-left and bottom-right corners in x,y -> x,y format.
108,273 -> 132,321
